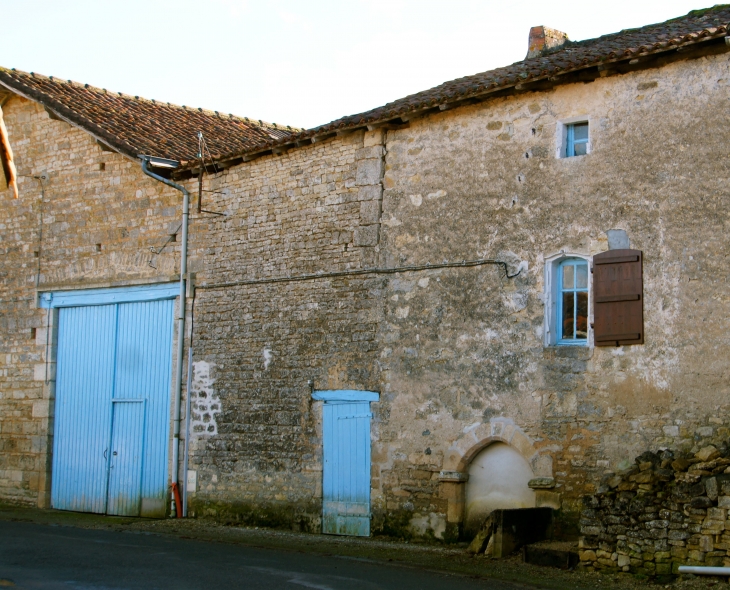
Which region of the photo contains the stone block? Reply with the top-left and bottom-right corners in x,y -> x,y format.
529,477 -> 555,489
532,454 -> 553,478
699,535 -> 714,552
490,419 -> 506,437
355,159 -> 383,186
662,425 -> 679,437
357,185 -> 382,201
707,507 -> 726,521
363,129 -> 384,147
353,225 -> 379,247
687,549 -> 705,562
510,431 -> 534,460
356,146 -> 384,160
33,364 -> 46,382
359,200 -> 381,225
655,562 -> 672,575
580,550 -> 596,562
671,546 -> 688,559
471,423 -> 492,444
501,424 -> 517,444
706,477 -> 719,500
32,401 -> 49,418
695,445 -> 720,462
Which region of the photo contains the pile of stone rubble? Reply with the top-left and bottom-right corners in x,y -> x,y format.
579,444 -> 730,577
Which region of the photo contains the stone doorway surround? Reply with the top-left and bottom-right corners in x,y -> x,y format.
438,418 -> 560,531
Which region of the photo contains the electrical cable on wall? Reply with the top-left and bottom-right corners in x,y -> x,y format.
198,258 -> 522,291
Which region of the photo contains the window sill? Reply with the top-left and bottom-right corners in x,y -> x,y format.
543,345 -> 593,360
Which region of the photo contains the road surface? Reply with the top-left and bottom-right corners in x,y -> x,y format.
0,520 -> 534,590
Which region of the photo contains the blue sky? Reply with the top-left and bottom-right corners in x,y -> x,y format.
1,1 -> 713,129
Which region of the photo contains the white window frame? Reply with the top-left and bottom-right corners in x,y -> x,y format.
543,251 -> 592,347
556,116 -> 591,159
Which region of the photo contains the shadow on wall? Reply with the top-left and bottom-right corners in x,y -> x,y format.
464,442 -> 536,538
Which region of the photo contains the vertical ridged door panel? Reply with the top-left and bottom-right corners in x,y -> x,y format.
51,305 -> 117,513
107,400 -> 145,516
322,401 -> 371,536
114,301 -> 173,511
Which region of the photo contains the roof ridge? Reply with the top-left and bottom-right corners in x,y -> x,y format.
554,3 -> 730,51
297,6 -> 729,133
0,66 -> 303,132
181,2 -> 730,169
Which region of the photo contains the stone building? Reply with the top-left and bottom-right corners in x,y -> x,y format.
1,5 -> 730,555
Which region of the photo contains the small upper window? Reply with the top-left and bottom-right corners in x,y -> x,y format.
565,122 -> 588,157
557,259 -> 588,343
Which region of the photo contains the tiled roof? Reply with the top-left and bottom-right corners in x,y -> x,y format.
0,67 -> 298,165
202,4 -> 730,167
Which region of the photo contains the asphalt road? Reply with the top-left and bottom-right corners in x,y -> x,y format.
0,520 -> 532,590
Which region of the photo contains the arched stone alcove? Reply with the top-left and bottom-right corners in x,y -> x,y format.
464,442 -> 537,537
438,418 -> 558,535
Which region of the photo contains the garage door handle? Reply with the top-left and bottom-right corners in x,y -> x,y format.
103,449 -> 107,460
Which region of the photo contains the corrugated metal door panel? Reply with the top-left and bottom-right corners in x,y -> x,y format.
114,301 -> 173,516
106,400 -> 146,516
51,304 -> 117,513
322,401 -> 371,536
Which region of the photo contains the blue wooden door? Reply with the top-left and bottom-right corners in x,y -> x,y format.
51,297 -> 174,516
322,401 -> 372,536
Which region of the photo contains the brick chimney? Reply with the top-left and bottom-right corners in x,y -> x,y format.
526,26 -> 569,59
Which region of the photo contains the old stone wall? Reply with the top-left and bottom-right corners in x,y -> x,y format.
371,52 -> 730,537
180,131 -> 386,528
579,443 -> 730,576
2,49 -> 730,541
0,96 -> 182,505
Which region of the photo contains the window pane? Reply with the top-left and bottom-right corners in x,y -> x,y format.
576,263 -> 588,289
562,292 -> 575,340
562,264 -> 574,289
573,141 -> 587,156
573,123 -> 588,141
576,292 -> 588,339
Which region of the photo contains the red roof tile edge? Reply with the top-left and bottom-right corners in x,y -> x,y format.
0,68 -> 302,164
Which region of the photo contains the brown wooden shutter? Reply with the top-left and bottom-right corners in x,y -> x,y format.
592,249 -> 643,346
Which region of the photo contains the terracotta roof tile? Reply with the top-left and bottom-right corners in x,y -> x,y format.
214,4 -> 730,164
0,68 -> 299,164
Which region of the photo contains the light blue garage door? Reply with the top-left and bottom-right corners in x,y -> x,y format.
46,285 -> 177,517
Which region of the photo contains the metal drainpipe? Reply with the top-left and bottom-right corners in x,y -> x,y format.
140,158 -> 189,517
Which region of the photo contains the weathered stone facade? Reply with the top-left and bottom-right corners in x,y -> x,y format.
1,16 -> 730,562
183,131 -> 386,527
365,53 -> 730,538
0,96 -> 181,505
